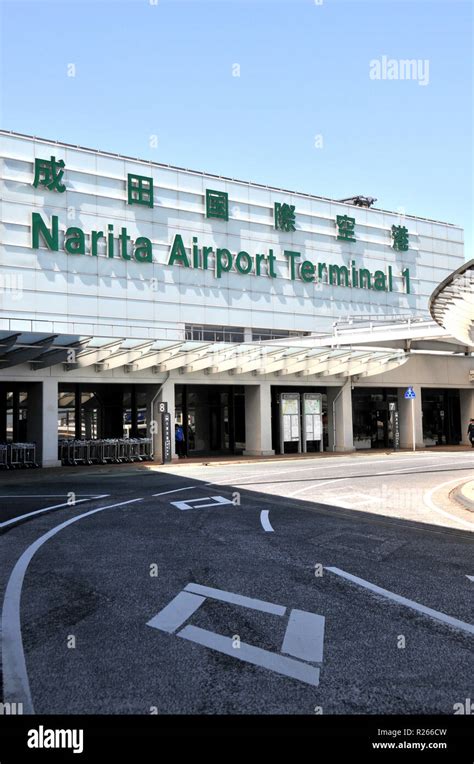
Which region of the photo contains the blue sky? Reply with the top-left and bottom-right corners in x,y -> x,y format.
1,0 -> 472,252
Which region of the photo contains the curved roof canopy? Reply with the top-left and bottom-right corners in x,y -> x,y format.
0,331 -> 408,379
429,259 -> 474,347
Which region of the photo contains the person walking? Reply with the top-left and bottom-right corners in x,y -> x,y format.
175,423 -> 185,458
468,418 -> 474,448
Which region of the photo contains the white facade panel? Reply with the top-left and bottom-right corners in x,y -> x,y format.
0,131 -> 465,341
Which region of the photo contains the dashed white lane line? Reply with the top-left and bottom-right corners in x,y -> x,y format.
260,509 -> 274,532
1,497 -> 143,713
423,478 -> 474,531
326,566 -> 474,636
0,495 -> 110,528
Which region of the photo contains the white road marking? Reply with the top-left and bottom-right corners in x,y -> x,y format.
281,609 -> 325,663
260,509 -> 274,532
184,582 -> 286,615
146,591 -> 205,633
466,576 -> 474,582
325,492 -> 381,504
148,583 -> 324,686
1,497 -> 143,713
203,454 -> 468,485
286,477 -> 348,497
375,464 -> 474,475
152,485 -> 200,497
423,478 -> 474,531
171,495 -> 233,511
178,625 -> 321,686
326,566 -> 474,636
0,495 -> 110,528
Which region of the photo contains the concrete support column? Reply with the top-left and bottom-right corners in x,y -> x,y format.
147,379 -> 175,462
243,383 -> 275,456
397,384 -> 424,449
460,388 -> 474,445
27,379 -> 61,468
327,381 -> 354,452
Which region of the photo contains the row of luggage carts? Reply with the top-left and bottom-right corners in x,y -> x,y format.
0,442 -> 38,469
59,438 -> 153,466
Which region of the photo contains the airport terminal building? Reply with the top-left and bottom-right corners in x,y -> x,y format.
0,130 -> 472,467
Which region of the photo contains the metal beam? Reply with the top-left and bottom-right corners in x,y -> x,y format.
96,341 -> 155,371
0,335 -> 58,368
30,338 -> 92,369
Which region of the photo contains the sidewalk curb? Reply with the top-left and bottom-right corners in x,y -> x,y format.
450,481 -> 474,513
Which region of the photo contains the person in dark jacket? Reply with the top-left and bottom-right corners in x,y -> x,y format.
468,419 -> 474,447
175,424 -> 186,457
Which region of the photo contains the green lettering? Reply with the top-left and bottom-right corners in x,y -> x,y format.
32,212 -> 58,251
300,260 -> 315,282
284,250 -> 300,280
255,253 -> 266,276
329,264 -> 349,287
373,270 -> 387,291
202,246 -> 213,270
64,227 -> 85,255
359,268 -> 371,289
91,230 -> 104,256
168,234 -> 190,267
120,227 -> 131,261
216,248 -> 233,278
267,249 -> 277,278
318,262 -> 327,282
135,237 -> 153,263
235,251 -> 252,274
402,267 -> 410,294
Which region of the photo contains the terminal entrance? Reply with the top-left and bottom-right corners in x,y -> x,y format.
421,388 -> 461,446
174,385 -> 245,457
58,384 -> 149,439
352,388 -> 398,449
0,384 -> 29,442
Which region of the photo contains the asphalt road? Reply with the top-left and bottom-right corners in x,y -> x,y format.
1,450 -> 473,715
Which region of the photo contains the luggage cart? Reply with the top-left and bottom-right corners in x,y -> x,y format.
100,439 -> 119,464
69,440 -> 89,466
117,439 -> 131,463
88,439 -> 102,465
21,442 -> 38,468
138,437 -> 152,461
0,443 -> 9,469
8,443 -> 23,468
127,438 -> 142,462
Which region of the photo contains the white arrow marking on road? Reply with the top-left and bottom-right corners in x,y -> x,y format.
170,495 -> 233,511
466,576 -> 474,582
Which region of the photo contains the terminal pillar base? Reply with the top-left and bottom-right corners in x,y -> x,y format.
147,380 -> 175,462
27,379 -> 61,468
243,384 -> 275,457
327,382 -> 354,452
397,385 -> 424,449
